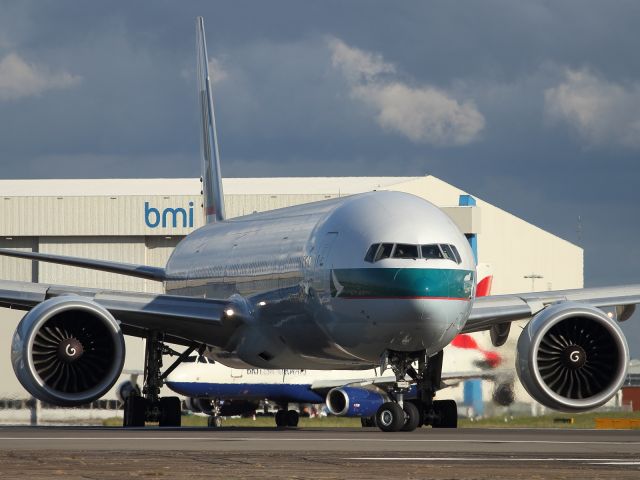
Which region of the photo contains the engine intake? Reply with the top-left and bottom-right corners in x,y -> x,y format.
326,386 -> 386,417
11,296 -> 125,406
516,302 -> 629,412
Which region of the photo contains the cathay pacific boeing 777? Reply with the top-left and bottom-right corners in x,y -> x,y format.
1,17 -> 639,432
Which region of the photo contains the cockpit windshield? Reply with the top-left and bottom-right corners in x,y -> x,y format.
365,242 -> 462,264
393,244 -> 419,259
421,244 -> 443,259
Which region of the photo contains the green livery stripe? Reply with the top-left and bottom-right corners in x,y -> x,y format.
330,268 -> 474,299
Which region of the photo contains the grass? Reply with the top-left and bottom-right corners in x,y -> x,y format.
459,410 -> 640,429
103,410 -> 640,429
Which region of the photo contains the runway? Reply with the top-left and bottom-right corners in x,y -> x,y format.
0,426 -> 638,479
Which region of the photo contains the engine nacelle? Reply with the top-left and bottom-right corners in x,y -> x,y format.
325,387 -> 386,417
11,296 -> 126,406
516,302 -> 629,412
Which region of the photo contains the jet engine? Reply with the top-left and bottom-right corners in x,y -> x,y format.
516,302 -> 629,412
11,296 -> 125,406
325,386 -> 387,417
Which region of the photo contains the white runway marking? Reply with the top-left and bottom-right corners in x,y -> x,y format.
346,457 -> 639,463
0,436 -> 638,446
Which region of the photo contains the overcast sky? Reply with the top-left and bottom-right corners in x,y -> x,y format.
1,1 -> 639,348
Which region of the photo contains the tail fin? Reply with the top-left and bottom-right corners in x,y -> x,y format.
196,16 -> 225,223
475,263 -> 493,297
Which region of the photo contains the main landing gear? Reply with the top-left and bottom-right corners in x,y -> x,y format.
374,350 -> 458,432
123,331 -> 204,428
275,409 -> 299,428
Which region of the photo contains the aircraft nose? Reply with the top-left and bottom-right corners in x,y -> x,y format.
387,298 -> 467,351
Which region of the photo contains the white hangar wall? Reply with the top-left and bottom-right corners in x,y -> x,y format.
0,176 -> 583,403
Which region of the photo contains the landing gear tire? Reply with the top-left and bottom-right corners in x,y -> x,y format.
286,410 -> 299,427
400,401 -> 420,432
123,395 -> 146,427
159,396 -> 182,427
432,399 -> 457,428
376,402 -> 405,432
275,409 -> 287,427
360,416 -> 377,428
208,415 -> 222,428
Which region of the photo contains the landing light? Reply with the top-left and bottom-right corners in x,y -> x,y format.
258,301 -> 267,307
224,308 -> 235,317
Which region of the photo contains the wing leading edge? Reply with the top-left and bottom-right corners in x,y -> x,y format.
464,284 -> 640,333
0,248 -> 166,281
0,279 -> 238,347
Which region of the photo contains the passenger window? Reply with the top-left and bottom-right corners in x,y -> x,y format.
364,244 -> 379,263
421,244 -> 444,259
440,244 -> 456,262
393,244 -> 418,259
375,243 -> 394,261
450,244 -> 462,264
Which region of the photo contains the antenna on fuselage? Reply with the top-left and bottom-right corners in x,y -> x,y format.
196,16 -> 225,223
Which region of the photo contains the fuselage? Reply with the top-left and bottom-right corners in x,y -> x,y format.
165,191 -> 476,370
166,359 -> 381,404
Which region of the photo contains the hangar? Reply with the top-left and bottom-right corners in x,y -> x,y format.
0,175 -> 583,410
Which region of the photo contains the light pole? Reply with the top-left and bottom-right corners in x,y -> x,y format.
524,273 -> 543,291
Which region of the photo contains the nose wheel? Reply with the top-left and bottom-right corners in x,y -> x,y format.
376,350 -> 457,432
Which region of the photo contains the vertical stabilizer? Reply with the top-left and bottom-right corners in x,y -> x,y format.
196,16 -> 225,223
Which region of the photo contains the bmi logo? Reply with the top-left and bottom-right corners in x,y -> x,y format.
145,202 -> 195,228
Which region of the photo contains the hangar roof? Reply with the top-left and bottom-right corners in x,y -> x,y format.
0,177 -> 422,197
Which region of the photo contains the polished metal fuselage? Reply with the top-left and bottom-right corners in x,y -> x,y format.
165,191 -> 476,370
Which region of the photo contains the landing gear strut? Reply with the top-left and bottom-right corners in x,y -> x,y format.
375,350 -> 457,432
123,331 -> 203,428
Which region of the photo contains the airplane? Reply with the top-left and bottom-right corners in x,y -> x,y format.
1,16 -> 639,432
163,270 -> 507,428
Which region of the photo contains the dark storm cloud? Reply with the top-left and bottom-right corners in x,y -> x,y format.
0,1 -> 639,349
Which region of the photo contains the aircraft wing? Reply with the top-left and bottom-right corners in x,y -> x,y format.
463,284 -> 640,333
0,248 -> 166,281
0,279 -> 238,347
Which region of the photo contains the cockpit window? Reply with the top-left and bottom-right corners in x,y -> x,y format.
374,243 -> 394,261
364,244 -> 379,263
421,244 -> 444,259
450,244 -> 462,263
393,244 -> 419,259
440,244 -> 456,262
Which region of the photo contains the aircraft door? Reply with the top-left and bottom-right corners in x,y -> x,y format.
316,232 -> 338,268
312,232 -> 339,301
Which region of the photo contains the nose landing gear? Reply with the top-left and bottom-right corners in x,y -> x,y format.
375,350 -> 457,432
